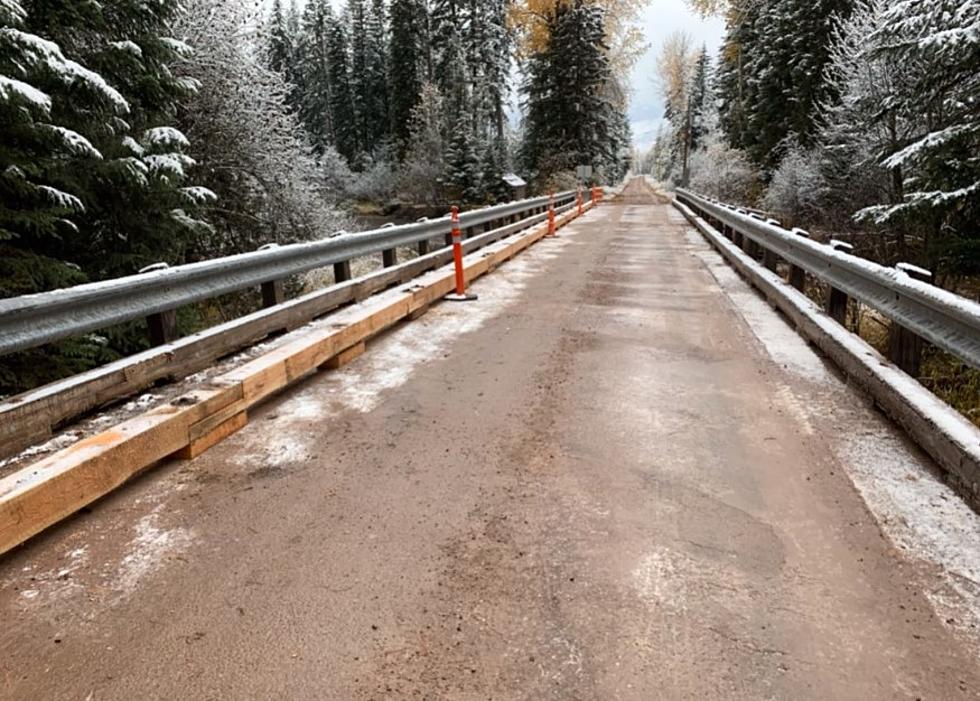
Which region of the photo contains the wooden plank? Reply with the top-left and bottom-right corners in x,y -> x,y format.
0,203 -> 598,555
322,342 -> 366,369
176,411 -> 247,460
0,384 -> 239,555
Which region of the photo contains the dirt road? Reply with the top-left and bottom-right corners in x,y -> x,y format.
2,178 -> 978,699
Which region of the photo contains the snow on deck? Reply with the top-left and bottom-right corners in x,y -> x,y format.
688,227 -> 980,653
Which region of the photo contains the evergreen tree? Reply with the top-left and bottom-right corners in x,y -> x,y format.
717,0 -> 854,168
388,0 -> 429,153
349,0 -> 390,159
13,0 -> 209,279
521,3 -> 621,186
445,113 -> 483,202
297,0 -> 335,153
327,14 -> 359,162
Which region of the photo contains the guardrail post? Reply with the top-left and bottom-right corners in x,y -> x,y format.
763,248 -> 779,272
825,241 -> 853,324
417,239 -> 429,256
383,248 -> 397,268
547,193 -> 556,236
334,260 -> 352,283
146,309 -> 177,347
787,228 -> 810,292
261,279 -> 285,308
888,263 -> 931,376
445,206 -> 477,302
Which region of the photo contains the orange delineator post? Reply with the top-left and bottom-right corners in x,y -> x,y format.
577,187 -> 583,216
451,205 -> 465,295
547,193 -> 556,236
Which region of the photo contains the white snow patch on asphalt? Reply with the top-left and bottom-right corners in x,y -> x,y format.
112,506 -> 192,597
685,221 -> 980,651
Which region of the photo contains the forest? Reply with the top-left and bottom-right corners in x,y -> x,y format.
645,0 -> 979,285
0,0 -> 633,393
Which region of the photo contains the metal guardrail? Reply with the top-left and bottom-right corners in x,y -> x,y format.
676,188 -> 980,370
0,191 -> 579,356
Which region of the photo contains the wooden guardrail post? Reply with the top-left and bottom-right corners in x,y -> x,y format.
787,228 -> 810,292
888,263 -> 931,377
417,239 -> 429,256
334,260 -> 352,283
383,248 -> 397,267
260,279 -> 285,308
825,240 -> 853,324
146,309 -> 177,346
763,248 -> 779,272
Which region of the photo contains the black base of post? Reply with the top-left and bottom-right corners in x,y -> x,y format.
261,279 -> 285,308
146,309 -> 177,347
334,260 -> 351,283
445,292 -> 478,302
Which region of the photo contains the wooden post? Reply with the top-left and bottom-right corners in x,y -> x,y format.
763,248 -> 779,272
825,241 -> 853,324
888,263 -> 931,377
261,279 -> 285,308
146,309 -> 177,347
787,228 -> 810,292
334,260 -> 351,283
417,239 -> 430,256
383,248 -> 397,268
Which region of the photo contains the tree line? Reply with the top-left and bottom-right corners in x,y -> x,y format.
643,0 -> 979,286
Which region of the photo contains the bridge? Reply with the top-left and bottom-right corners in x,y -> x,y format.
1,178 -> 979,698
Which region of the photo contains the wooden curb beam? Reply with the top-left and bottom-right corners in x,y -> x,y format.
0,199 -> 597,557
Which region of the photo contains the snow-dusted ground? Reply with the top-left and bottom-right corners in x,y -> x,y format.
688,230 -> 980,654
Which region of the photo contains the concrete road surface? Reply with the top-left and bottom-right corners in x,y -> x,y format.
2,178 -> 978,699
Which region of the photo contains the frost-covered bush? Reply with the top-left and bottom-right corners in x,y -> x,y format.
175,0 -> 350,257
688,133 -> 761,203
349,145 -> 399,203
762,142 -> 825,225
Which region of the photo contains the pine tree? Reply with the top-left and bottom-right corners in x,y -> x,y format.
717,0 -> 854,168
388,0 -> 429,153
327,14 -> 359,162
521,3 -> 621,186
297,0 -> 335,153
445,113 -> 483,202
349,0 -> 390,160
14,0 -> 209,279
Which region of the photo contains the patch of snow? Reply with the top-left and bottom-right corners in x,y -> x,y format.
112,506 -> 192,596
685,214 -> 980,652
0,75 -> 50,112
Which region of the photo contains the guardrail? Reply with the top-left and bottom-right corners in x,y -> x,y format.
675,189 -> 980,374
0,191 -> 581,356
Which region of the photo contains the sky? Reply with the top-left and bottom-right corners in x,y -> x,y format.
628,0 -> 726,151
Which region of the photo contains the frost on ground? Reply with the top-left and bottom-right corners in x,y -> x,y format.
232,219 -> 586,471
687,225 -> 980,651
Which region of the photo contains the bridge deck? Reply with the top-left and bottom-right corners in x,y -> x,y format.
2,179 -> 978,699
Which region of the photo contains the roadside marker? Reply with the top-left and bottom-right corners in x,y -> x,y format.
445,205 -> 478,301
547,193 -> 556,236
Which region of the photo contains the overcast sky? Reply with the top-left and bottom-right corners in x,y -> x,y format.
629,0 -> 726,151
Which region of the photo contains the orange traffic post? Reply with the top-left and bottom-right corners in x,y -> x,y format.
547,193 -> 556,236
445,205 -> 477,302
576,187 -> 583,216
